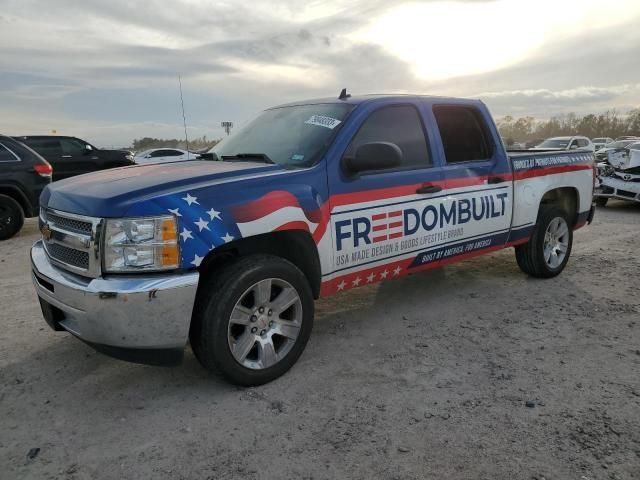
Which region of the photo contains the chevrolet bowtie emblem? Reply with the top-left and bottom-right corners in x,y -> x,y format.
41,223 -> 52,241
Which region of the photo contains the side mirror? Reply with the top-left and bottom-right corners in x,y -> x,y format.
84,144 -> 93,155
570,144 -> 578,150
343,142 -> 403,175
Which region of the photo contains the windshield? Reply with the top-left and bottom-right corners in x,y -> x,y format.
592,138 -> 608,143
537,138 -> 570,148
210,103 -> 353,167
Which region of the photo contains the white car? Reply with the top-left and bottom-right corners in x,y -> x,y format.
592,137 -> 614,151
134,148 -> 198,165
594,141 -> 640,206
530,136 -> 595,152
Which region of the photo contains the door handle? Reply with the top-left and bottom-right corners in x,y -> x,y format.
416,185 -> 442,194
61,155 -> 72,158
487,176 -> 505,184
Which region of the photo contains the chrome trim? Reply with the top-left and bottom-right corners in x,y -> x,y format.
31,240 -> 199,349
41,208 -> 103,278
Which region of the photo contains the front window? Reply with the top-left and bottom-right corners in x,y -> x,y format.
537,138 -> 570,148
210,103 -> 353,168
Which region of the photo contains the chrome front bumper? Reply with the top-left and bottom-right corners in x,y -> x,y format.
31,240 -> 199,365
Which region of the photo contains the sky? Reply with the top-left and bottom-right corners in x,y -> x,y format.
1,0 -> 639,147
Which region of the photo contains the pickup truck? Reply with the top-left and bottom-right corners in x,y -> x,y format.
31,93 -> 596,386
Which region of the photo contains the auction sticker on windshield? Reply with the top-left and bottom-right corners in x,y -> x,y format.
304,114 -> 342,129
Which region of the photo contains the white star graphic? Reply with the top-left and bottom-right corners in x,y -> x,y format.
393,266 -> 402,276
207,208 -> 221,221
194,217 -> 210,232
190,253 -> 204,267
379,269 -> 389,279
182,193 -> 199,206
337,280 -> 347,291
221,232 -> 234,243
352,277 -> 362,287
366,272 -> 376,283
168,208 -> 182,217
180,228 -> 193,241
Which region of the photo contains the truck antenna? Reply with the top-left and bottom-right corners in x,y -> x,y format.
178,74 -> 190,159
339,88 -> 350,100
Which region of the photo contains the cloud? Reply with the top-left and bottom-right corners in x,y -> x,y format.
0,0 -> 639,145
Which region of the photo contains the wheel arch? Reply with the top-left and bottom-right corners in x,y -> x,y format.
198,229 -> 322,299
537,186 -> 580,226
0,184 -> 30,216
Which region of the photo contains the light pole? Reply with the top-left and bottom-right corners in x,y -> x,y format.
221,121 -> 233,136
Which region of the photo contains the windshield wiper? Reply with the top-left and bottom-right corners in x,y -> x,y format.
220,153 -> 275,164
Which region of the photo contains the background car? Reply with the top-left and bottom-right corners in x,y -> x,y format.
529,136 -> 595,152
13,135 -> 134,181
594,138 -> 639,162
0,135 -> 52,240
591,137 -> 614,150
133,148 -> 198,165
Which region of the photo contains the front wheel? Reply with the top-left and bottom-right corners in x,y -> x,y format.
190,254 -> 314,386
515,206 -> 573,278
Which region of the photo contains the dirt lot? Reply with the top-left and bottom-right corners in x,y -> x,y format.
1,203 -> 639,480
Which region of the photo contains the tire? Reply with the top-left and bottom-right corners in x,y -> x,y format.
515,206 -> 573,278
190,254 -> 314,386
0,194 -> 25,241
594,197 -> 608,207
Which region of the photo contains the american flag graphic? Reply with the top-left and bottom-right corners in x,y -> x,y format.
163,190 -> 328,268
371,210 -> 403,243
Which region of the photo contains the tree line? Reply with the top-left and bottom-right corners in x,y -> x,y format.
497,109 -> 640,145
132,135 -> 221,152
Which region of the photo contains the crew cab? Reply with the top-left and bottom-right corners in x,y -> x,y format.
14,135 -> 134,181
31,93 -> 596,386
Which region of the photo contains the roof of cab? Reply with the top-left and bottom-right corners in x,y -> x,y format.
271,93 -> 481,109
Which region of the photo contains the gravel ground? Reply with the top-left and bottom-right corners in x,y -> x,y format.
1,203 -> 639,480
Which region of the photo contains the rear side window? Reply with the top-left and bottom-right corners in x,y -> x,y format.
346,105 -> 431,168
577,139 -> 589,148
433,105 -> 493,163
0,143 -> 20,162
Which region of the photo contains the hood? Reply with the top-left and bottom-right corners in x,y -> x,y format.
41,160 -> 283,217
529,147 -> 563,151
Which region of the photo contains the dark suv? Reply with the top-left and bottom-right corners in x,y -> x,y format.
0,135 -> 52,240
14,136 -> 134,181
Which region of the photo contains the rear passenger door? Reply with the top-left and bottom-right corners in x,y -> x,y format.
430,103 -> 513,250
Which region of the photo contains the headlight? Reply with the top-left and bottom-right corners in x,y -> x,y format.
103,216 -> 179,272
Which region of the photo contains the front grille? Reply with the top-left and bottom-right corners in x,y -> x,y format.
613,173 -> 640,183
46,212 -> 92,234
41,208 -> 102,277
46,243 -> 90,269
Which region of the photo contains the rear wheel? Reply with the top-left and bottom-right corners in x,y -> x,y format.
515,206 -> 573,278
0,194 -> 24,240
594,197 -> 608,207
190,254 -> 314,386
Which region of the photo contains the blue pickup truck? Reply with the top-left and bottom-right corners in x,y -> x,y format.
32,92 -> 595,385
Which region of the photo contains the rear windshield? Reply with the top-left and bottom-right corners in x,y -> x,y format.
537,139 -> 570,148
210,103 -> 353,168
